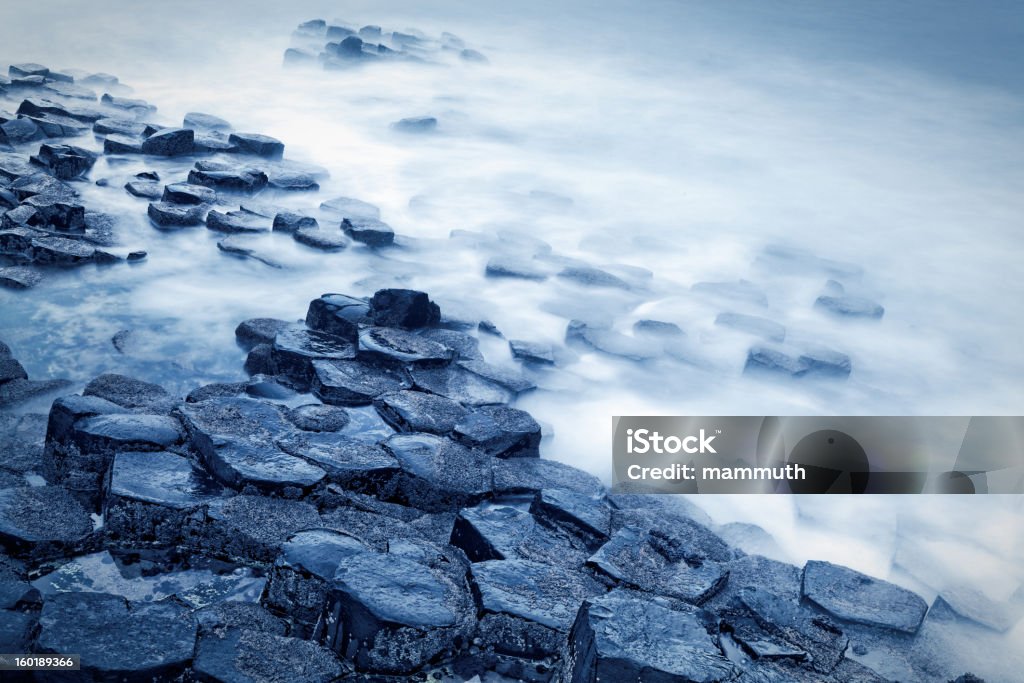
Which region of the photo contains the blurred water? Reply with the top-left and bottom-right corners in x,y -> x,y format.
1,0 -> 1023,666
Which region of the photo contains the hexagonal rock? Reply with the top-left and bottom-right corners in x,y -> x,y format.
175,397 -> 326,492
410,364 -> 513,406
82,372 -> 174,412
234,317 -> 291,351
323,546 -> 473,674
195,627 -> 347,682
492,457 -> 604,497
148,201 -> 206,227
276,432 -> 398,490
311,359 -> 411,406
587,526 -> 728,605
272,326 -> 356,389
187,164 -> 269,195
469,559 -> 605,659
802,560 -> 928,634
453,405 -> 541,458
449,504 -> 589,569
228,132 -> 284,158
141,127 -> 194,156
286,403 -> 350,432
162,181 -> 216,205
265,529 -> 371,638
342,216 -> 394,246
294,226 -> 349,251
0,485 -> 92,560
374,390 -> 469,435
563,589 -> 735,683
358,327 -> 454,367
530,488 -> 610,550
193,495 -> 320,563
305,293 -> 370,342
737,586 -> 849,674
369,288 -> 440,328
103,450 -> 225,547
36,592 -> 198,680
384,433 -> 493,511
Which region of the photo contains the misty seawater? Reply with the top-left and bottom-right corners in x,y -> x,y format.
1,0 -> 1023,675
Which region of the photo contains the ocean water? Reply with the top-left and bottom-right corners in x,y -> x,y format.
1,0 -> 1022,672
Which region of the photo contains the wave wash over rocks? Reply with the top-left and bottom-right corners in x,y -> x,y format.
0,6 -> 1022,683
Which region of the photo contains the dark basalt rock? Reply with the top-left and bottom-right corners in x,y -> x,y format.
384,433 -> 493,511
814,295 -> 884,319
188,163 -> 269,194
564,589 -> 735,683
286,403 -> 351,432
104,450 -> 225,546
148,201 -> 206,227
306,293 -> 370,341
322,545 -> 473,674
0,485 -> 92,560
531,488 -> 609,549
17,97 -> 103,123
2,117 -> 42,143
277,432 -> 398,489
272,326 -> 357,389
453,405 -> 542,458
29,143 -> 96,180
23,194 -> 86,231
93,117 -> 149,136
268,169 -> 320,191
9,63 -> 49,79
195,494 -> 320,563
509,339 -> 556,365
193,132 -> 239,154
359,327 -> 453,367
140,127 -> 194,156
272,211 -> 318,232
0,356 -> 29,384
311,358 -> 411,406
71,413 -> 182,454
320,195 -> 380,219
410,364 -> 512,406
206,208 -> 271,233
101,93 -> 157,115
103,133 -> 144,154
492,457 -> 605,497
193,602 -> 287,636
0,411 -> 47,477
183,111 -> 231,131
374,390 -> 469,434
175,397 -> 326,492
392,115 -> 438,133
294,225 -> 349,250
450,504 -> 589,569
799,348 -> 852,378
0,609 -> 36,654
715,312 -> 786,342
802,560 -> 927,634
37,592 -> 198,680
195,627 -> 347,682
469,559 -> 605,659
457,359 -> 537,395
10,172 -> 77,201
228,132 -> 284,158
234,317 -> 292,350
587,525 -> 728,605
419,328 -> 483,360
83,373 -> 174,412
124,179 -> 161,199
737,586 -> 849,674
341,216 -> 395,246
244,343 -> 275,376
162,181 -> 216,205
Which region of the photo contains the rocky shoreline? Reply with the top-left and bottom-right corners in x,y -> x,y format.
0,27 -> 1012,683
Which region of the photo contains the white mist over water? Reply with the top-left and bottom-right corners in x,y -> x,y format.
2,0 -> 1023,666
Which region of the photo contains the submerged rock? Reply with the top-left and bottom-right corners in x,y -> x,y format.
228,132 -> 284,158
294,225 -> 349,250
341,216 -> 394,246
392,115 -> 438,133
370,288 -> 441,328
814,295 -> 884,319
148,201 -> 206,227
320,195 -> 380,220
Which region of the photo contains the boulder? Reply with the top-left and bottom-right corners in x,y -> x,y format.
0,485 -> 92,560
140,127 -> 194,156
162,182 -> 216,205
469,559 -> 605,659
384,433 -> 493,511
175,397 -> 326,493
305,293 -> 370,341
124,179 -> 162,199
0,266 -> 39,289
802,560 -> 927,633
37,592 -> 198,680
148,201 -> 206,227
29,143 -> 96,180
23,194 -> 85,231
103,133 -> 144,154
206,208 -> 271,233
103,450 -> 225,546
374,390 -> 469,434
563,589 -> 735,683
311,359 -> 411,406
228,132 -> 284,158
342,216 -> 394,246
452,405 -> 541,458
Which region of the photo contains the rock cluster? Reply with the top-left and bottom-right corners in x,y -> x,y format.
0,289 -> 1001,682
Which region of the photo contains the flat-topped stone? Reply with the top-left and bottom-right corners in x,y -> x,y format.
802,560 -> 928,634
